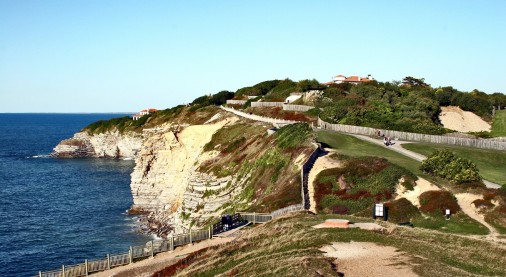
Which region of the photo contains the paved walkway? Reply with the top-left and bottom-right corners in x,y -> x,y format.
350,134 -> 501,189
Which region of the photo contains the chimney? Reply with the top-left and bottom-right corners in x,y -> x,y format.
368,74 -> 372,80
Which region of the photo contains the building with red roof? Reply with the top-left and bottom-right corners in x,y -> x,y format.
325,74 -> 373,85
132,108 -> 158,120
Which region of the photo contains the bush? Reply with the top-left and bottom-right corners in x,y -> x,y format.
314,156 -> 416,214
386,198 -> 421,223
419,190 -> 461,215
190,90 -> 235,111
420,150 -> 481,184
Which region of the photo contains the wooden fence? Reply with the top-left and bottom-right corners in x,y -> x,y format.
251,101 -> 284,108
282,104 -> 315,112
220,106 -> 299,125
36,204 -> 305,277
250,102 -> 315,112
226,99 -> 247,105
36,228 -> 213,277
318,117 -> 506,151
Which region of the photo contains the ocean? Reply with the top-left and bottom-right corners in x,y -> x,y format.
0,114 -> 151,277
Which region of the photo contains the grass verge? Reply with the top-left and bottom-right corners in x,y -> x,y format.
316,131 -> 422,175
401,143 -> 506,185
491,110 -> 506,137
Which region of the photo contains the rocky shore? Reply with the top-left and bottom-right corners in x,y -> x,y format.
52,130 -> 142,158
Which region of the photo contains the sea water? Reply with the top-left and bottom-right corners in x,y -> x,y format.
0,114 -> 151,277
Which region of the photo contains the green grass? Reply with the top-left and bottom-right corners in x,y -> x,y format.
491,110 -> 506,137
316,131 -> 422,175
412,212 -> 489,235
402,143 -> 506,185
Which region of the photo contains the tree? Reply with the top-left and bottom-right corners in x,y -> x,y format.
401,76 -> 430,87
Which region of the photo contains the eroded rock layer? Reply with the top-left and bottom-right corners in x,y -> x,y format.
53,131 -> 142,158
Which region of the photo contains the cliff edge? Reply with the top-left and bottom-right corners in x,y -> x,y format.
52,131 -> 142,159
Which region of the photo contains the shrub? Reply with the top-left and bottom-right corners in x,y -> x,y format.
314,156 -> 416,214
419,190 -> 461,215
385,198 -> 421,223
420,150 -> 481,184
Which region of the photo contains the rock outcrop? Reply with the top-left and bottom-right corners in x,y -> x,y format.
52,131 -> 142,159
130,116 -> 249,236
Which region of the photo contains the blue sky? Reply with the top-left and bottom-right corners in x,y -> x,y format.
1,1 -> 505,112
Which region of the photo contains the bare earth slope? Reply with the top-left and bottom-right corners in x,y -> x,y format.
439,106 -> 491,132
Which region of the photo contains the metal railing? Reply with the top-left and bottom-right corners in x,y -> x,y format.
36,203 -> 307,276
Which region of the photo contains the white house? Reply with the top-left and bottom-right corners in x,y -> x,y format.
324,74 -> 374,85
132,108 -> 158,120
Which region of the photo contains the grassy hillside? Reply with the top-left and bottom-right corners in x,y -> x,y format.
401,143 -> 506,185
160,213 -> 506,277
492,110 -> 506,137
199,123 -> 315,213
83,105 -> 218,134
316,131 -> 422,175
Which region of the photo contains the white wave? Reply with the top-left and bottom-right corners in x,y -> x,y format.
30,154 -> 51,158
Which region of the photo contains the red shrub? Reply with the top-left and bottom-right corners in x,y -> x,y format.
419,190 -> 461,214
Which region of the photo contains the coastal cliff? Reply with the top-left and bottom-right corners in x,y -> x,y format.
53,107 -> 315,238
53,131 -> 142,158
128,111 -> 314,237
130,115 -> 252,235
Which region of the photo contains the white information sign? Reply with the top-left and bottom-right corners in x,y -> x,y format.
375,204 -> 384,217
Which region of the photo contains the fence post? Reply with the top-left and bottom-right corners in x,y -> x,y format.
85,259 -> 88,276
129,246 -> 133,264
107,254 -> 111,269
170,236 -> 174,251
209,226 -> 212,239
151,240 -> 154,257
253,212 -> 256,224
62,265 -> 65,277
189,230 -> 192,244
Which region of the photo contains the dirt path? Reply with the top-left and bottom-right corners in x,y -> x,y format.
92,237 -> 235,277
307,150 -> 341,213
454,193 -> 499,238
320,241 -> 419,277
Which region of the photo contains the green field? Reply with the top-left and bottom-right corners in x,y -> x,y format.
492,110 -> 506,137
402,143 -> 506,185
316,131 -> 422,175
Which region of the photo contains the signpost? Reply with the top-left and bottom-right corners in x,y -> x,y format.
373,203 -> 388,220
445,208 -> 451,219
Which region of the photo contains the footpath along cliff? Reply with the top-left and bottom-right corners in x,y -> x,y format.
53,107 -> 315,237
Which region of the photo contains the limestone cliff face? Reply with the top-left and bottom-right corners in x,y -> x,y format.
53,131 -> 142,159
130,116 -> 248,235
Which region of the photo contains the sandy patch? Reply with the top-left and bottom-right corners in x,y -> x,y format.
307,151 -> 341,213
313,219 -> 385,231
454,193 -> 498,236
320,242 -> 418,277
396,178 -> 440,207
439,106 -> 491,132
